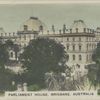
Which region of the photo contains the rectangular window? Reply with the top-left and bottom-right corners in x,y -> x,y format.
73,45 -> 75,51
73,55 -> 75,60
79,55 -> 82,61
67,45 -> 69,50
79,45 -> 81,51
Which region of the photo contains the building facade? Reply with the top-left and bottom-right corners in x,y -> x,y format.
0,17 -> 99,74
39,20 -> 97,75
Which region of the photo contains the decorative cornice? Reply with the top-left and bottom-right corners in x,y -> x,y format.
39,33 -> 95,37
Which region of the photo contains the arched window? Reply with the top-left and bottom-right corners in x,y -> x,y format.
73,45 -> 75,51
79,45 -> 81,51
73,55 -> 75,60
79,55 -> 82,61
10,52 -> 13,58
67,45 -> 69,50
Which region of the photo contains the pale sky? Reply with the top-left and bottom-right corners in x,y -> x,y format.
0,4 -> 100,32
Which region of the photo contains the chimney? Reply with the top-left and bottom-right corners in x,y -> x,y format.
52,25 -> 55,34
24,25 -> 28,31
59,29 -> 61,34
39,25 -> 43,34
63,24 -> 66,34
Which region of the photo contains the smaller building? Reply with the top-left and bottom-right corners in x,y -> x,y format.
17,17 -> 47,48
0,17 -> 99,75
39,20 -> 97,75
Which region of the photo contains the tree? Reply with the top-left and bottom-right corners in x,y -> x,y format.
0,69 -> 16,91
0,41 -> 16,91
20,38 -> 68,89
5,39 -> 20,60
0,41 -> 9,69
87,42 -> 100,90
92,42 -> 100,63
5,39 -> 14,47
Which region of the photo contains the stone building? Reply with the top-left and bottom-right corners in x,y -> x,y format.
39,20 -> 97,75
17,17 -> 47,48
0,17 -> 99,74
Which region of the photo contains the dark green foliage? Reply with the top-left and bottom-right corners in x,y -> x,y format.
97,89 -> 100,95
0,41 -> 9,68
0,41 -> 17,91
5,39 -> 20,60
20,38 -> 68,89
87,42 -> 100,88
0,69 -> 16,91
92,42 -> 100,63
5,39 -> 20,52
5,39 -> 14,47
87,64 -> 98,87
28,84 -> 41,91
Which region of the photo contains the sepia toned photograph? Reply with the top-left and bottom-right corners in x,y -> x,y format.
0,2 -> 100,98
